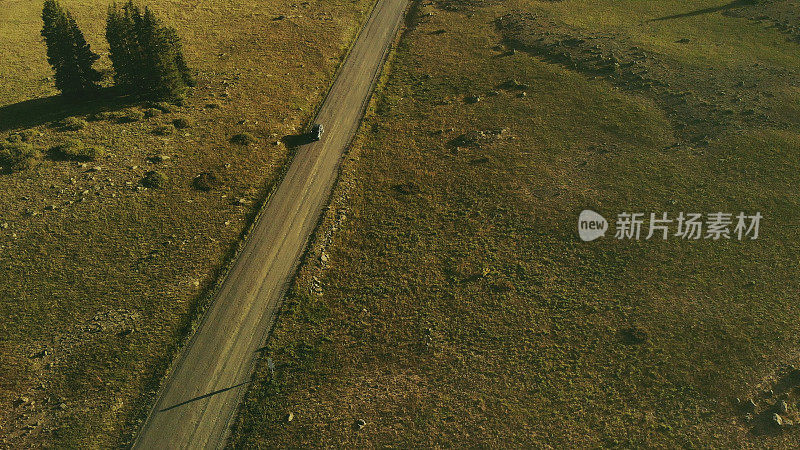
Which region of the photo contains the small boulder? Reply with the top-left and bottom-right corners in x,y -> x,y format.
148,154 -> 171,163
355,419 -> 366,430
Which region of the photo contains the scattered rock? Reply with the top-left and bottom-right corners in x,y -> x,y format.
773,412 -> 784,427
500,79 -> 529,91
148,154 -> 171,163
449,129 -> 510,148
779,400 -> 789,414
285,412 -> 294,423
30,348 -> 49,358
355,418 -> 366,430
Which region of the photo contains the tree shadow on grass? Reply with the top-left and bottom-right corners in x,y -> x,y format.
647,0 -> 756,22
0,88 -> 138,133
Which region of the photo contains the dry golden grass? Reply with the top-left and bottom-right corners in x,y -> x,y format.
231,0 -> 800,447
0,0 -> 373,446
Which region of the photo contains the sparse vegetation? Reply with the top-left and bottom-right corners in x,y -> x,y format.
0,0 -> 377,445
231,0 -> 800,447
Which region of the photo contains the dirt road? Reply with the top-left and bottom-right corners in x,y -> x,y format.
132,0 -> 408,446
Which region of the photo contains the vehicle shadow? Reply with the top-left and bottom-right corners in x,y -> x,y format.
0,88 -> 137,132
281,133 -> 314,148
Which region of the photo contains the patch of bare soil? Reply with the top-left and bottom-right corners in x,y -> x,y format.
496,12 -> 796,146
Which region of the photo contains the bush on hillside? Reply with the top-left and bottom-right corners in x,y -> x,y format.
0,142 -> 42,172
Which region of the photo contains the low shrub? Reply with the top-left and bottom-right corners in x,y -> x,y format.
172,117 -> 192,129
55,139 -> 106,161
152,125 -> 174,136
141,170 -> 167,188
148,101 -> 175,113
230,132 -> 256,145
0,142 -> 41,172
117,110 -> 145,123
86,111 -> 114,122
143,108 -> 162,118
192,172 -> 218,191
57,116 -> 87,131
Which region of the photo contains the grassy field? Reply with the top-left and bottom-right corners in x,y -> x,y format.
0,0 -> 374,446
230,0 -> 800,446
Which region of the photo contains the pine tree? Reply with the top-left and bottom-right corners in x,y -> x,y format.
106,1 -> 193,99
41,0 -> 100,97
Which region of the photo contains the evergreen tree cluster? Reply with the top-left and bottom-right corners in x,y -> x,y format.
41,0 -> 193,100
41,0 -> 101,98
106,1 -> 194,99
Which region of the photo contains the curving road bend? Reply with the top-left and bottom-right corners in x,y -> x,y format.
132,0 -> 409,447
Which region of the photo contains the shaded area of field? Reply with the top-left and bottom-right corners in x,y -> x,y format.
230,0 -> 800,446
